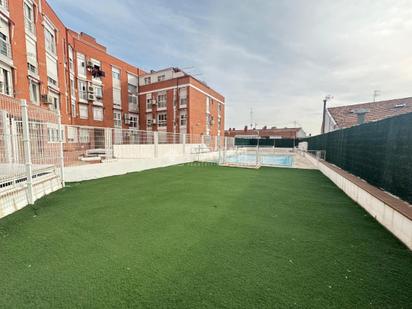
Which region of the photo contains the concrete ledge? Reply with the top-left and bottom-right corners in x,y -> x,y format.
304,153 -> 412,250
64,151 -> 226,182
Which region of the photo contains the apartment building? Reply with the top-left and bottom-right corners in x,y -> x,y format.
139,68 -> 225,136
2,0 -> 225,137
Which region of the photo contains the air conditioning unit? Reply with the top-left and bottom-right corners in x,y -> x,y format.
87,83 -> 95,93
45,95 -> 54,105
88,93 -> 95,101
152,100 -> 157,105
152,119 -> 157,125
86,60 -> 94,68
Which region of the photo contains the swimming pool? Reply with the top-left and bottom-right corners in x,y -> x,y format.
225,154 -> 294,167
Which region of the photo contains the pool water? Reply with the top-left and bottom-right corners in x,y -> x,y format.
225,154 -> 293,167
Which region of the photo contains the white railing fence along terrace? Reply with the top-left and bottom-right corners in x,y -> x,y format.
0,97 -> 64,218
0,95 -> 234,218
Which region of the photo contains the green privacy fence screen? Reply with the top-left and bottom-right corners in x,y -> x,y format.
306,112 -> 412,204
235,138 -> 298,148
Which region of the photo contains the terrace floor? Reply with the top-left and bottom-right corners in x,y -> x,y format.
0,164 -> 411,308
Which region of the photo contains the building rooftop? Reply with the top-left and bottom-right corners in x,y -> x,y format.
328,97 -> 412,129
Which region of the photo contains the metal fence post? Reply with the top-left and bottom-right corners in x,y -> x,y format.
21,99 -> 34,204
223,137 -> 227,163
182,133 -> 186,154
57,109 -> 65,187
154,131 -> 159,158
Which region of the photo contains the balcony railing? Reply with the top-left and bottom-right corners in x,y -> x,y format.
0,37 -> 11,59
0,0 -> 8,12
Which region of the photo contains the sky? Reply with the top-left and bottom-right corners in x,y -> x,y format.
49,0 -> 412,135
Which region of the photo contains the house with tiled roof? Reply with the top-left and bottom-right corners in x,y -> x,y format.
225,127 -> 306,139
323,97 -> 412,133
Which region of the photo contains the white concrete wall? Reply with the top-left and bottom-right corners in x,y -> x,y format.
64,150 -> 228,182
113,144 -> 203,159
304,153 -> 412,250
0,175 -> 62,219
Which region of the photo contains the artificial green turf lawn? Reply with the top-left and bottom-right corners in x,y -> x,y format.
0,165 -> 411,308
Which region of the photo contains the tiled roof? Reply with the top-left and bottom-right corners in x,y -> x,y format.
328,97 -> 412,129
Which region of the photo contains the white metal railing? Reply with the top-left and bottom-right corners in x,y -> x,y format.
0,37 -> 11,59
0,95 -> 64,219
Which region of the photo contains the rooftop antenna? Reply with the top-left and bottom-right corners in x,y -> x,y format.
373,90 -> 381,102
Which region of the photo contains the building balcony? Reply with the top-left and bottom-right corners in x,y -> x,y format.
0,38 -> 11,59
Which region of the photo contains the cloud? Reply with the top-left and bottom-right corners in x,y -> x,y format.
50,0 -> 412,134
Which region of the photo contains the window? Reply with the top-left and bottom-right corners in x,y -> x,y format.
47,125 -> 60,143
157,92 -> 167,109
24,2 -> 35,35
129,114 -> 138,128
67,127 -> 78,143
218,103 -> 222,117
0,19 -> 11,59
48,92 -> 59,111
27,63 -> 37,75
128,87 -> 138,112
78,80 -> 87,101
79,129 -> 90,143
180,112 -> 187,127
29,80 -> 39,104
79,104 -> 88,119
144,77 -> 151,85
112,68 -> 121,80
0,68 -> 11,95
70,78 -> 75,97
113,88 -> 121,106
146,114 -> 153,129
179,87 -> 187,106
68,46 -> 74,71
77,53 -> 86,76
114,111 -> 122,128
71,99 -> 76,117
93,106 -> 103,121
158,112 -> 167,127
206,97 -> 211,113
46,56 -> 58,87
146,93 -> 152,110
128,84 -> 137,94
157,75 -> 165,82
95,85 -> 103,102
44,28 -> 56,55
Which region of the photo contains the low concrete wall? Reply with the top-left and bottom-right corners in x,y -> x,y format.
0,175 -> 62,219
113,144 -> 203,159
305,153 -> 412,250
64,150 -> 226,182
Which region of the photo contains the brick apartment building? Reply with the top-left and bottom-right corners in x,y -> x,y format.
1,0 -> 224,137
138,68 -> 225,136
